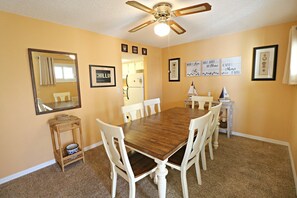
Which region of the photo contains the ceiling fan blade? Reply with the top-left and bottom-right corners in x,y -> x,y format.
167,20 -> 186,35
172,3 -> 211,17
126,1 -> 155,14
129,20 -> 156,33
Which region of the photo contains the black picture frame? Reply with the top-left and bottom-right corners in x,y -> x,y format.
168,58 -> 180,82
142,48 -> 147,55
121,44 -> 128,52
89,65 -> 116,87
132,46 -> 138,54
252,45 -> 278,81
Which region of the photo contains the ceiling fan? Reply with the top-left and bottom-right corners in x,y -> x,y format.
126,1 -> 212,36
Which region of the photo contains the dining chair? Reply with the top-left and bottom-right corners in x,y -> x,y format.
191,96 -> 213,110
201,103 -> 222,171
96,118 -> 157,198
53,92 -> 70,102
166,111 -> 211,198
71,96 -> 78,102
121,103 -> 144,123
37,98 -> 52,112
143,98 -> 161,116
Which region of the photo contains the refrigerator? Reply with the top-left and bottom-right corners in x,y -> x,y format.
124,73 -> 144,105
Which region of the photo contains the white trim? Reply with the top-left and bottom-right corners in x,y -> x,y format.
288,144 -> 297,196
0,141 -> 103,185
0,159 -> 56,185
231,131 -> 289,146
83,141 -> 103,151
229,131 -> 296,195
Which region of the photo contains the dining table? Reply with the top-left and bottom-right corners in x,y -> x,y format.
121,107 -> 210,198
44,100 -> 78,110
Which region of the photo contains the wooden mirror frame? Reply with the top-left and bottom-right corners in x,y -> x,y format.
28,48 -> 81,115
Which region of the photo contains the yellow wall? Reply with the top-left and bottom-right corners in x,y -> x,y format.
162,22 -> 297,142
0,11 -> 162,178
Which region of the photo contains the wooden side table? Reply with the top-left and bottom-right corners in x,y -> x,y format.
213,101 -> 234,139
48,115 -> 85,172
184,98 -> 234,149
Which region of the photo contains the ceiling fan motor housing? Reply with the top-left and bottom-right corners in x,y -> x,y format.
153,2 -> 172,21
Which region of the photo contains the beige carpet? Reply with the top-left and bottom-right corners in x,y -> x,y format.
0,134 -> 296,197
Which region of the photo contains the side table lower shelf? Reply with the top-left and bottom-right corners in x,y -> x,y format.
54,149 -> 84,168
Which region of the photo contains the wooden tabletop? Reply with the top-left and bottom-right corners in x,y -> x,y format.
45,101 -> 79,110
121,107 -> 208,161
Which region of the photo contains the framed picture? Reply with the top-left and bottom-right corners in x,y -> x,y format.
132,46 -> 138,54
89,65 -> 116,87
121,44 -> 128,52
142,48 -> 147,55
168,58 -> 180,82
252,45 -> 278,81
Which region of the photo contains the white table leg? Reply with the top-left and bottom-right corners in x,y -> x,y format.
155,159 -> 168,198
213,123 -> 219,149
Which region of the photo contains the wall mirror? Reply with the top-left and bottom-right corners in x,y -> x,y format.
28,48 -> 81,115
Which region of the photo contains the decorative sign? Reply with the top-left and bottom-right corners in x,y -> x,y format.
202,59 -> 220,76
186,61 -> 201,77
252,45 -> 278,81
121,44 -> 128,52
221,56 -> 241,75
169,58 -> 180,82
132,46 -> 138,54
89,65 -> 116,87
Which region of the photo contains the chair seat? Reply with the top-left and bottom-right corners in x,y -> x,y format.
128,151 -> 157,177
168,145 -> 187,166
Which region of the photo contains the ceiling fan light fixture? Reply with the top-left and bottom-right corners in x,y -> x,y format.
154,22 -> 170,37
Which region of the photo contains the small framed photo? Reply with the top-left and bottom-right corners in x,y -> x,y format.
142,48 -> 147,55
89,65 -> 116,87
252,45 -> 278,81
132,46 -> 138,54
121,44 -> 128,52
169,58 -> 180,82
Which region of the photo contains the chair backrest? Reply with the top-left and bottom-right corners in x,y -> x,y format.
191,96 -> 213,110
71,96 -> 78,102
37,98 -> 52,112
143,98 -> 161,116
37,98 -> 46,112
121,103 -> 144,123
96,119 -> 134,178
53,92 -> 70,102
181,112 -> 211,167
206,103 -> 222,139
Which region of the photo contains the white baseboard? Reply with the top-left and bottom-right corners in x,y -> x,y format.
0,141 -> 103,185
0,159 -> 56,185
231,131 -> 289,146
84,141 -> 102,151
288,144 -> 297,196
230,131 -> 296,195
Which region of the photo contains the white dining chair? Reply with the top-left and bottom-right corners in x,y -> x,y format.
166,111 -> 211,198
121,103 -> 144,123
53,92 -> 70,102
191,96 -> 213,110
143,98 -> 161,116
201,103 -> 222,171
37,98 -> 52,112
96,118 -> 157,198
71,96 -> 78,102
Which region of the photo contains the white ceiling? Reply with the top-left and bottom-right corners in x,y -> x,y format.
0,0 -> 297,48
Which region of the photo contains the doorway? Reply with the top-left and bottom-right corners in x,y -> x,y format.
122,53 -> 144,106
